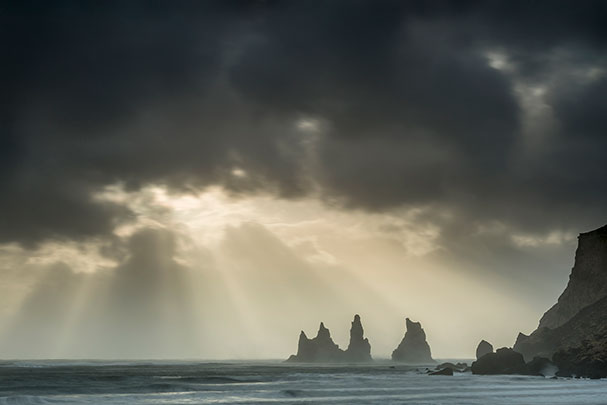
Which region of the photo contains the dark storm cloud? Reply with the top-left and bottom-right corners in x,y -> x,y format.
2,0 -> 607,246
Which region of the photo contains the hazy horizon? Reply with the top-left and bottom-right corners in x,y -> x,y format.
2,1 -> 606,361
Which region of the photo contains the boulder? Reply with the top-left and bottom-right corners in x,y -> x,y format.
476,340 -> 494,360
471,347 -> 526,375
429,367 -> 453,376
392,318 -> 434,363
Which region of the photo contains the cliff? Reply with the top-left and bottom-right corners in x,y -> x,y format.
392,318 -> 434,363
538,224 -> 607,329
513,224 -> 607,377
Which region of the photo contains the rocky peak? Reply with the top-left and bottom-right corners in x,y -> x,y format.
538,224 -> 607,329
287,315 -> 373,363
392,317 -> 434,363
317,322 -> 331,340
345,314 -> 372,362
476,340 -> 494,360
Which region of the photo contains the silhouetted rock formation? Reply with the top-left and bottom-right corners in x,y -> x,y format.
476,340 -> 493,360
287,322 -> 343,362
471,348 -> 526,375
287,315 -> 373,363
512,224 -> 607,378
525,356 -> 557,377
538,224 -> 607,329
392,318 -> 434,363
344,314 -> 372,362
429,367 -> 453,376
515,295 -> 607,375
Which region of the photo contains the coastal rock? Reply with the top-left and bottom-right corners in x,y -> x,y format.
471,347 -> 526,375
392,318 -> 434,363
287,315 -> 373,363
525,356 -> 557,377
429,367 -> 453,376
476,340 -> 494,360
538,224 -> 607,329
511,224 -> 607,378
553,342 -> 607,379
286,322 -> 344,362
344,314 -> 372,362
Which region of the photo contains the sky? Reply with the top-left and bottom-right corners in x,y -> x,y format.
1,0 -> 607,359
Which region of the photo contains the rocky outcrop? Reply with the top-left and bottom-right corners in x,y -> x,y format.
286,322 -> 344,362
472,348 -> 557,376
515,295 -> 607,373
471,348 -> 526,375
392,318 -> 434,363
512,224 -> 607,378
344,314 -> 372,362
553,341 -> 607,379
538,224 -> 607,329
476,340 -> 493,360
525,356 -> 557,377
287,315 -> 372,363
429,367 -> 453,376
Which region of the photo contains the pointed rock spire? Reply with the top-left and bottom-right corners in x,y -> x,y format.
391,317 -> 434,363
345,314 -> 372,362
286,321 -> 344,362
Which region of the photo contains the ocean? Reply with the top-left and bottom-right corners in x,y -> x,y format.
1,360 -> 606,404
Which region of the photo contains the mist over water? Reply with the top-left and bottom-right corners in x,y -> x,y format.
1,361 -> 607,405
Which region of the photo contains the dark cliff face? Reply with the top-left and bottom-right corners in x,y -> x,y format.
515,295 -> 607,360
287,315 -> 372,363
513,224 -> 607,377
391,318 -> 434,363
538,224 -> 607,329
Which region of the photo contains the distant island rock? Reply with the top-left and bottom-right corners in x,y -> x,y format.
392,318 -> 434,363
513,224 -> 607,378
344,314 -> 372,362
286,315 -> 372,363
476,340 -> 494,360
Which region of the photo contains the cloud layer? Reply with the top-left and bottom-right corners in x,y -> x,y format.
2,1 -> 607,247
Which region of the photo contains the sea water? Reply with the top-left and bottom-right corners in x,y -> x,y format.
1,360 -> 606,404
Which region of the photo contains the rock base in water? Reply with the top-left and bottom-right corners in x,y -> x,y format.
472,348 -> 556,376
471,348 -> 526,375
392,318 -> 434,363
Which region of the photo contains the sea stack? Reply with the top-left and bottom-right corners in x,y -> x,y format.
512,224 -> 607,378
392,318 -> 434,363
476,340 -> 494,360
287,322 -> 344,362
287,315 -> 373,363
344,314 -> 372,362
